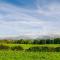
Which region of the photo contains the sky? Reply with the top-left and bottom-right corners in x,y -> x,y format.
0,0 -> 60,37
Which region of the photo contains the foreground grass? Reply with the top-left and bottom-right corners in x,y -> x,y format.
0,51 -> 60,60
0,44 -> 60,60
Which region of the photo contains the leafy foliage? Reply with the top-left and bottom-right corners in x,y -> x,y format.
11,46 -> 24,51
26,46 -> 55,52
0,44 -> 10,50
0,38 -> 60,44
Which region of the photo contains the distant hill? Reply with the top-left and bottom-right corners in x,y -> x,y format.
0,34 -> 60,40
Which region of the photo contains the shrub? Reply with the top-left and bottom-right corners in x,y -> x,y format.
47,47 -> 55,52
26,46 -> 55,52
55,47 -> 60,52
26,46 -> 48,52
0,44 -> 10,50
11,46 -> 24,51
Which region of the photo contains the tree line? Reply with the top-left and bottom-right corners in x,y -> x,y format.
0,38 -> 60,44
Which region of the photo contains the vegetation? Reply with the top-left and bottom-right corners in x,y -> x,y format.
0,38 -> 60,60
11,46 -> 24,51
0,38 -> 60,44
0,44 -> 10,50
0,44 -> 59,52
0,51 -> 60,60
26,46 -> 55,52
0,44 -> 59,60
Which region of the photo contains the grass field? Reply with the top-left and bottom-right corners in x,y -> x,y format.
0,51 -> 60,60
2,44 -> 60,49
0,44 -> 60,60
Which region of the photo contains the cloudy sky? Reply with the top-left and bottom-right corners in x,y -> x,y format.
0,0 -> 60,37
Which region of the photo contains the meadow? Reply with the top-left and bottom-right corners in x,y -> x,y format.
0,51 -> 60,60
0,44 -> 60,60
0,38 -> 60,60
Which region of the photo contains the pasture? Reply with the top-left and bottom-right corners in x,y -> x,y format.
0,51 -> 60,60
0,44 -> 60,60
2,44 -> 60,49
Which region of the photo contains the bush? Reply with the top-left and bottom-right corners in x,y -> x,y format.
11,46 -> 24,51
55,47 -> 60,52
26,46 -> 48,52
0,44 -> 10,50
47,47 -> 55,52
26,46 -> 55,52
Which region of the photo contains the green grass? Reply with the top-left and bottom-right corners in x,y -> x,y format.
1,44 -> 60,49
0,44 -> 60,60
0,51 -> 60,60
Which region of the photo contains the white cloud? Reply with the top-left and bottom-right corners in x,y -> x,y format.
0,1 -> 60,37
37,2 -> 60,16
